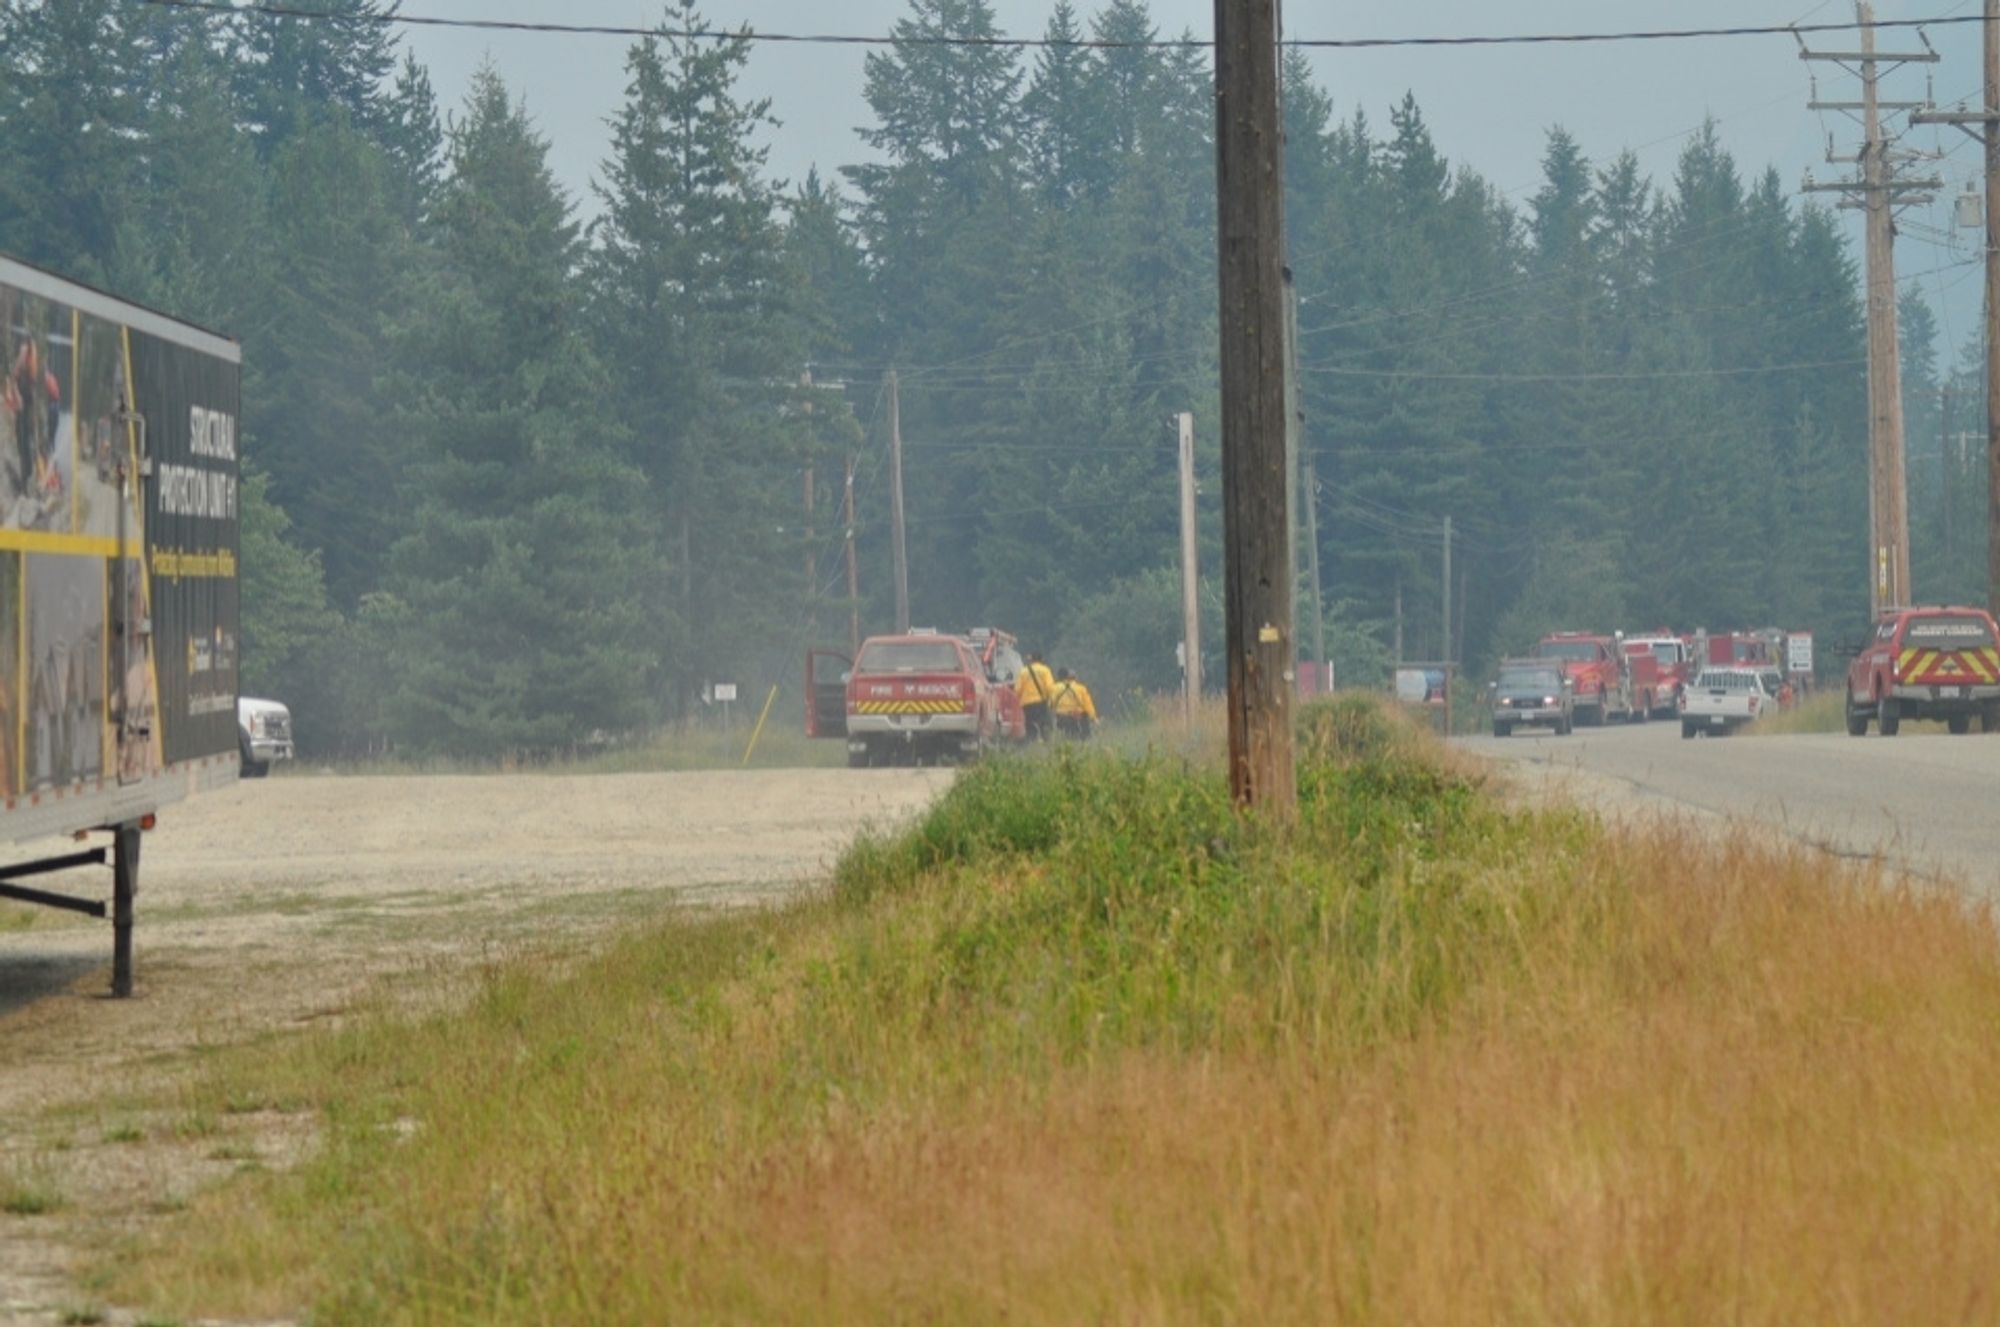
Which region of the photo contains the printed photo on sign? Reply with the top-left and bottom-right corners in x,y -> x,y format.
0,553 -> 20,798
0,290 -> 76,532
26,554 -> 104,790
114,557 -> 159,782
74,313 -> 133,540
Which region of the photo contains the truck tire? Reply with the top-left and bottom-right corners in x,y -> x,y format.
1845,695 -> 1869,737
1948,714 -> 1972,736
1492,721 -> 1512,738
1879,697 -> 1902,737
847,747 -> 870,769
1556,716 -> 1573,736
1681,720 -> 1696,739
238,735 -> 269,778
1984,704 -> 2000,735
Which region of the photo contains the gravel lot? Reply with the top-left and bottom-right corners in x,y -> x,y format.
0,767 -> 951,1325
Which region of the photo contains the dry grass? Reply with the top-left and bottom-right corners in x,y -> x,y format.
1749,688 -> 1952,737
103,696 -> 2000,1325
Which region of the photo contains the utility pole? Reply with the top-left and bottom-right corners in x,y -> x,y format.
1213,0 -> 1295,814
1178,411 -> 1203,730
1943,385 -> 1955,556
1802,4 -> 1941,616
885,368 -> 910,634
1914,0 -> 2000,615
1393,576 -> 1403,665
1302,452 -> 1326,676
843,452 -> 860,658
804,465 -> 816,606
802,369 -> 817,614
1441,515 -> 1453,667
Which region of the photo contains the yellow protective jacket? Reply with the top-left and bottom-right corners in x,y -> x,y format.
1051,679 -> 1097,720
1017,661 -> 1057,706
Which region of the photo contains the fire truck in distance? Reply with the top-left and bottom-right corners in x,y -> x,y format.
807,628 -> 1025,767
1535,632 -> 1634,726
1845,606 -> 2000,736
1622,634 -> 1694,720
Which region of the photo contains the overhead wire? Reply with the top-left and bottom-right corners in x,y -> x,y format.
135,1 -> 1993,49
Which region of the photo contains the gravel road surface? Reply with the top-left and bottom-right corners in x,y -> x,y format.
0,767 -> 951,1325
1461,721 -> 2000,892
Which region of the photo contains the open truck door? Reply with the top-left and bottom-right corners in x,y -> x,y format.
805,649 -> 850,738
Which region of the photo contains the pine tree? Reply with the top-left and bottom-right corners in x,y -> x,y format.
1020,3 -> 1108,207
379,68 -> 660,756
589,7 -> 806,711
231,0 -> 397,156
0,0 -> 149,279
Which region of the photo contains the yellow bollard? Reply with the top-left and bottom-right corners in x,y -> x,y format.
741,684 -> 781,767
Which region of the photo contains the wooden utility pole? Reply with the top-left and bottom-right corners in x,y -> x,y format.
1393,576 -> 1403,665
1441,515 -> 1453,666
885,368 -> 910,633
1803,5 -> 1941,615
1302,452 -> 1325,672
1213,0 -> 1295,814
1917,0 -> 2000,614
843,452 -> 860,658
804,464 -> 816,604
1178,411 -> 1203,729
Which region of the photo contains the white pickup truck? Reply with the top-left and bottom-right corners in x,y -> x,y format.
1678,667 -> 1771,738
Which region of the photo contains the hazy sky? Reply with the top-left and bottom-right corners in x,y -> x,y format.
403,0 -> 1989,347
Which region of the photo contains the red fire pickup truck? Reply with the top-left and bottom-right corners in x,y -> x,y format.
1536,632 -> 1634,726
807,630 -> 1014,766
1845,606 -> 2000,736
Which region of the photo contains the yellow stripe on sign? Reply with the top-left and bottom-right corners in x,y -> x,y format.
1962,652 -> 1995,684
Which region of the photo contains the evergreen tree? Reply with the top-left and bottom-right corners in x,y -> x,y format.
231,0 -> 397,155
589,7 -> 806,711
378,68 -> 660,756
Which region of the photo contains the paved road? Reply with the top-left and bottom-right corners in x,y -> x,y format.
1458,721 -> 2000,892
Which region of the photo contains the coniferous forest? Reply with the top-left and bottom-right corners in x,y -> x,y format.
2,0 -> 1986,755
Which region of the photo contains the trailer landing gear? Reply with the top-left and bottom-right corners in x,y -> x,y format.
0,821 -> 146,997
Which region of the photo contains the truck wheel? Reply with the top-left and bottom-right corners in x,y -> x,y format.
1845,695 -> 1869,737
1879,698 -> 1902,737
1492,721 -> 1511,738
847,747 -> 870,770
1556,716 -> 1573,736
1948,714 -> 1972,736
1984,705 -> 2000,735
1681,721 -> 1696,740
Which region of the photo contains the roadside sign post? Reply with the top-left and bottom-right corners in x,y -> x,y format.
714,682 -> 738,728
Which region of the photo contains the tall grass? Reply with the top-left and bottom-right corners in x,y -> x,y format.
109,694 -> 2000,1324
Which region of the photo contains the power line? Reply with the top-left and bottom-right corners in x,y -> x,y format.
137,1 -> 1992,50
1302,357 -> 1868,383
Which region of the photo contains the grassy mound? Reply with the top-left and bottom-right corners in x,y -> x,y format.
111,695 -> 2000,1325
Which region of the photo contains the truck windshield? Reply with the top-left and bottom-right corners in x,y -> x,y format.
1537,641 -> 1600,662
1498,668 -> 1561,691
1645,643 -> 1683,666
1903,615 -> 1997,648
856,640 -> 963,673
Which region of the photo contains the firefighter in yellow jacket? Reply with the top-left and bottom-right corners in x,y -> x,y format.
1017,652 -> 1057,740
1051,668 -> 1098,740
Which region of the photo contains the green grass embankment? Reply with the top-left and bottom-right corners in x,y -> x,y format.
109,694 -> 2000,1325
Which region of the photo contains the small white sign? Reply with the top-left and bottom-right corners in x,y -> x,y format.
1393,668 -> 1429,703
713,683 -> 739,703
1786,634 -> 1813,675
